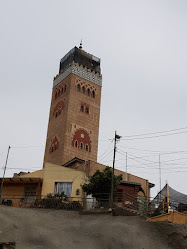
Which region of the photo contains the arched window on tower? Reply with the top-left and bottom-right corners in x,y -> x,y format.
92,90 -> 95,98
82,87 -> 85,94
64,85 -> 66,92
77,84 -> 80,92
80,106 -> 84,112
61,87 -> 64,95
58,89 -> 60,97
55,92 -> 57,100
87,88 -> 90,96
85,107 -> 89,114
80,142 -> 83,150
85,144 -> 89,152
74,140 -> 78,148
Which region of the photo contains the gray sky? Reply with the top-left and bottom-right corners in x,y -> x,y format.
1,0 -> 187,197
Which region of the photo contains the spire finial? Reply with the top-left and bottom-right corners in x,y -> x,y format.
79,39 -> 82,49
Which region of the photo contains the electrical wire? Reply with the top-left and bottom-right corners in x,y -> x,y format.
121,125 -> 187,138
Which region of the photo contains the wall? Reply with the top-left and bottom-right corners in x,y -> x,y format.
69,160 -> 152,199
41,163 -> 88,199
1,183 -> 41,207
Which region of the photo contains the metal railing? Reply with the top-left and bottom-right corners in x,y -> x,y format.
2,193 -> 187,217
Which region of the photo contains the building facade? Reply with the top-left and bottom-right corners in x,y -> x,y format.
43,47 -> 102,166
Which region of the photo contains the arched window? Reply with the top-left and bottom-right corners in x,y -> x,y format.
61,88 -> 64,94
80,106 -> 84,112
77,84 -> 80,92
64,85 -> 66,92
51,146 -> 54,152
75,140 -> 78,148
85,144 -> 89,152
92,90 -> 95,98
80,142 -> 83,150
87,88 -> 90,96
58,90 -> 60,97
55,144 -> 57,150
55,92 -> 57,100
55,111 -> 58,118
85,107 -> 89,114
82,87 -> 85,94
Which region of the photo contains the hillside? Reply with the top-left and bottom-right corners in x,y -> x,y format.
0,206 -> 187,249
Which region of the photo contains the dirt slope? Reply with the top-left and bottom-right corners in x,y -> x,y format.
0,206 -> 187,249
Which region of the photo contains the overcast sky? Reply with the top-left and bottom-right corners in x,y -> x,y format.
1,0 -> 187,197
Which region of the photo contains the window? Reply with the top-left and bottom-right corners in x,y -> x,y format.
77,84 -> 80,91
92,90 -> 95,98
24,187 -> 37,197
85,144 -> 89,152
61,88 -> 64,94
64,85 -> 66,92
55,144 -> 57,150
51,146 -> 53,152
75,140 -> 78,148
58,90 -> 60,97
82,86 -> 85,94
80,106 -> 84,112
55,92 -> 57,100
85,107 -> 89,114
55,111 -> 58,118
80,142 -> 83,149
55,182 -> 72,197
87,88 -> 90,96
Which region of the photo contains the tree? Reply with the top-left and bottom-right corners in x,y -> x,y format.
82,166 -> 122,200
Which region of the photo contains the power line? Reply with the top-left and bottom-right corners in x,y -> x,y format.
11,146 -> 44,149
121,130 -> 187,141
117,145 -> 187,154
98,139 -> 114,161
121,125 -> 187,138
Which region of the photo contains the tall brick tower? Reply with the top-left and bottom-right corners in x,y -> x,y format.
43,45 -> 102,166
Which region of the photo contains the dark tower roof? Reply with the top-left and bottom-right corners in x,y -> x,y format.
59,47 -> 101,74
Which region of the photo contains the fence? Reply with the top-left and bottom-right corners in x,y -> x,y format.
2,192 -> 186,216
0,194 -> 111,211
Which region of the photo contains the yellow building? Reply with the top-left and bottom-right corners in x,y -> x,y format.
0,162 -> 88,207
21,162 -> 87,198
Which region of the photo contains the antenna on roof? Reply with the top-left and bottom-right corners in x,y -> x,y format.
79,39 -> 82,49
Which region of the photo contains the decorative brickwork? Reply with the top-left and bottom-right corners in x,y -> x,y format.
54,83 -> 67,100
53,64 -> 102,88
72,129 -> 91,152
49,136 -> 59,154
53,101 -> 64,118
80,102 -> 89,114
76,78 -> 96,98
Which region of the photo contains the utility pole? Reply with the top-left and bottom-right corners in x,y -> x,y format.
111,131 -> 121,209
125,152 -> 128,181
0,146 -> 11,201
159,154 -> 161,203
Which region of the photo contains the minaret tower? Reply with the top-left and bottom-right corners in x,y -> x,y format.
43,45 -> 102,166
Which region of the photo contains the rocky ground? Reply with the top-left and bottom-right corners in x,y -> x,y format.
0,206 -> 187,249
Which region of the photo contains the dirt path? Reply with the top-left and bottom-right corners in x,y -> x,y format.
0,206 -> 187,249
